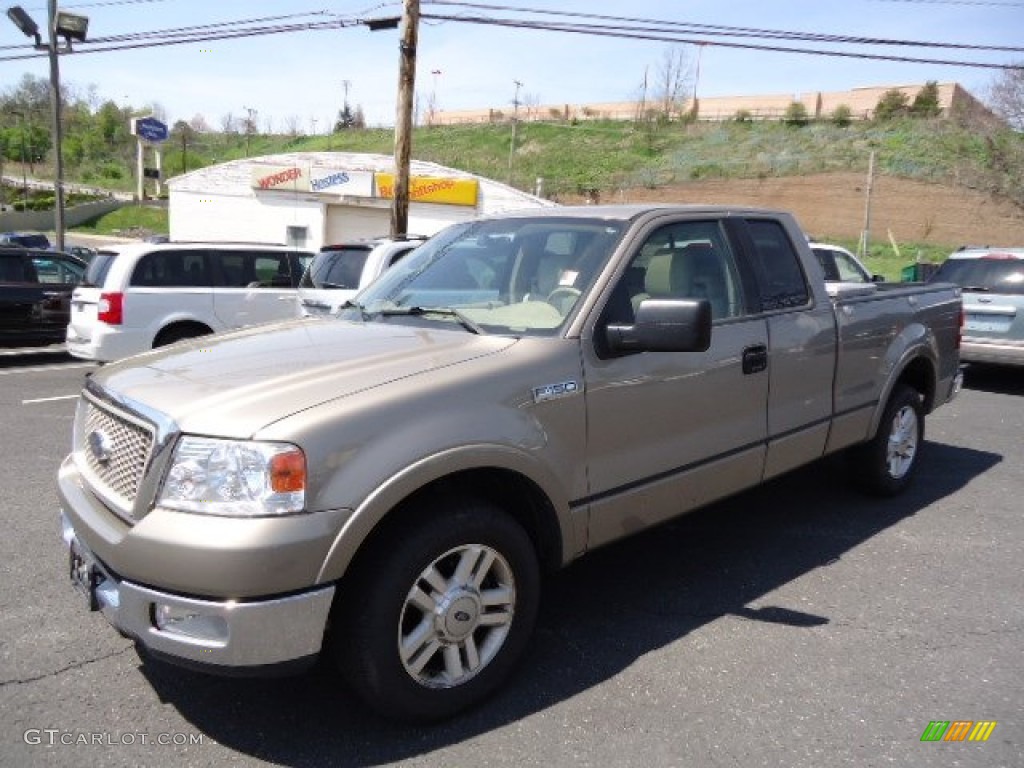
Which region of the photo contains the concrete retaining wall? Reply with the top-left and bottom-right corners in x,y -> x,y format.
0,199 -> 124,233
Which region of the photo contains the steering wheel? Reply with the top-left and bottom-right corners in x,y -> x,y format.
546,286 -> 582,313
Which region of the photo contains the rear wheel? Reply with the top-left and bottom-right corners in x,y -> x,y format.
849,384 -> 924,496
333,498 -> 540,722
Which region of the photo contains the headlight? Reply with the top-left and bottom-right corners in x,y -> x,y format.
158,437 -> 306,517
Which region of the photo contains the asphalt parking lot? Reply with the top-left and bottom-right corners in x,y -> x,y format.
0,350 -> 1020,768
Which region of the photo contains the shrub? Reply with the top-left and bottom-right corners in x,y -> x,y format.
875,89 -> 910,121
831,104 -> 853,126
783,101 -> 809,127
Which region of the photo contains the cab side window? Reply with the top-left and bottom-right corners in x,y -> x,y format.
131,250 -> 210,287
745,220 -> 809,310
252,252 -> 293,288
603,220 -> 746,325
31,255 -> 84,284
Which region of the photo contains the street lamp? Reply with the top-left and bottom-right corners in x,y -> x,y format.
5,3 -> 90,252
9,109 -> 29,209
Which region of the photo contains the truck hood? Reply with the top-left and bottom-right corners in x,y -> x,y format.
92,318 -> 517,437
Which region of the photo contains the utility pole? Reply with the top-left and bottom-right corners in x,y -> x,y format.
243,106 -> 257,157
46,0 -> 66,252
860,150 -> 876,258
507,79 -> 522,186
391,0 -> 419,236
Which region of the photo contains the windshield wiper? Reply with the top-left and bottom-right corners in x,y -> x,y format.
377,306 -> 484,335
961,285 -> 990,292
339,299 -> 370,320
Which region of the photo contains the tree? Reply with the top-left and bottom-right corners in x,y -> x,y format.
911,81 -> 941,118
653,46 -> 693,119
831,104 -> 853,126
189,114 -> 212,133
335,103 -> 356,131
988,62 -> 1024,130
783,101 -> 809,126
874,89 -> 910,120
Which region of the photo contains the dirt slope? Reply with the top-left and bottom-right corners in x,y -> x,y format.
593,173 -> 1024,247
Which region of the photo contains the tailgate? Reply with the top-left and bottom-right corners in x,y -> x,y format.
963,292 -> 1023,340
68,286 -> 101,341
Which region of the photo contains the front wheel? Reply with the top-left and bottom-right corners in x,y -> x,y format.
849,384 -> 924,496
333,498 -> 540,722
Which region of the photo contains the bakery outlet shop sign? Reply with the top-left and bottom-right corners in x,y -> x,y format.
251,164 -> 479,207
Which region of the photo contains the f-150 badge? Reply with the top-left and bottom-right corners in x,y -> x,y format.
532,380 -> 579,403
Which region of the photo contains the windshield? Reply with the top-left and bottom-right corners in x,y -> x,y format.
345,217 -> 625,336
932,255 -> 1024,295
301,247 -> 370,289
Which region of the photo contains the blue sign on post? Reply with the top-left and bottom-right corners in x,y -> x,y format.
132,116 -> 169,144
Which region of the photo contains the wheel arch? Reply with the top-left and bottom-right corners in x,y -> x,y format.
870,346 -> 938,437
153,319 -> 214,347
316,449 -> 574,587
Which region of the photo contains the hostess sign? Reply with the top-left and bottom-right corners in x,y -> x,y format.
131,116 -> 169,144
251,164 -> 373,196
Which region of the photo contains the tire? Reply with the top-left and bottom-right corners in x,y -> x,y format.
333,498 -> 540,722
849,384 -> 924,496
153,323 -> 210,348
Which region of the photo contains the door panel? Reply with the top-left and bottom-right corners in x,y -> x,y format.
579,217 -> 770,550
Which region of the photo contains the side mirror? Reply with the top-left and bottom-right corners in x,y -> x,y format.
606,298 -> 712,353
871,274 -> 886,283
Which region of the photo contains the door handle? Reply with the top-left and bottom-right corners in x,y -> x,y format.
742,344 -> 768,374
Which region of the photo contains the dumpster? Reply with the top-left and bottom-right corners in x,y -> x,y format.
900,263 -> 939,282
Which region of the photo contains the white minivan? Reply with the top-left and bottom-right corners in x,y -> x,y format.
66,242 -> 314,362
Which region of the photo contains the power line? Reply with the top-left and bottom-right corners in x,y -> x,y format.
419,12 -> 1023,70
425,2 -> 1024,54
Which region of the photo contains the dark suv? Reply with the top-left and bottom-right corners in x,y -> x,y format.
0,231 -> 52,249
1,247 -> 86,347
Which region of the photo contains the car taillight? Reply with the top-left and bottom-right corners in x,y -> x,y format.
97,292 -> 123,325
957,308 -> 964,349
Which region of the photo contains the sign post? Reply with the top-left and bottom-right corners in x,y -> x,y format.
130,116 -> 169,201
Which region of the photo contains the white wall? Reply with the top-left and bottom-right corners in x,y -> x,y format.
169,191 -> 323,245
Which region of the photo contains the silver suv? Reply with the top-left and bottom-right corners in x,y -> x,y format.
930,246 -> 1024,367
297,236 -> 426,317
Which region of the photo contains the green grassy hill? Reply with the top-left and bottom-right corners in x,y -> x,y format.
59,115 -> 1024,277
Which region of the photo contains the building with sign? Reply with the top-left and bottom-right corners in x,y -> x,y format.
165,152 -> 555,248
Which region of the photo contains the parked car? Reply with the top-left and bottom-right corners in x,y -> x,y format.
809,242 -> 883,284
1,247 -> 86,346
297,236 -> 426,317
65,242 -> 315,362
930,246 -> 1024,366
66,245 -> 98,263
59,205 -> 961,722
0,231 -> 52,249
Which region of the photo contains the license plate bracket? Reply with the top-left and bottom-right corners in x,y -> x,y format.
68,540 -> 101,612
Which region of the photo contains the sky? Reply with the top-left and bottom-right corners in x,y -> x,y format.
1,0 -> 1022,132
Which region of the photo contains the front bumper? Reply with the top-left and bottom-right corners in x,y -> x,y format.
61,511 -> 335,671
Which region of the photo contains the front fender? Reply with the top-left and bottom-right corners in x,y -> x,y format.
314,442 -> 575,585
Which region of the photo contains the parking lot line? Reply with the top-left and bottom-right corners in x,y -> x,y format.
23,394 -> 79,404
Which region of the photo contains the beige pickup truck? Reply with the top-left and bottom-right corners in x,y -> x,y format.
59,205 -> 962,721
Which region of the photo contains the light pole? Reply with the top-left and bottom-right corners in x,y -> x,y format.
9,108 -> 29,209
5,4 -> 89,252
508,80 -> 522,185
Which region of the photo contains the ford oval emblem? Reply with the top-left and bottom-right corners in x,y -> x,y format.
88,430 -> 114,465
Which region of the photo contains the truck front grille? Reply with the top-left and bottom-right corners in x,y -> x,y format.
81,399 -> 155,515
